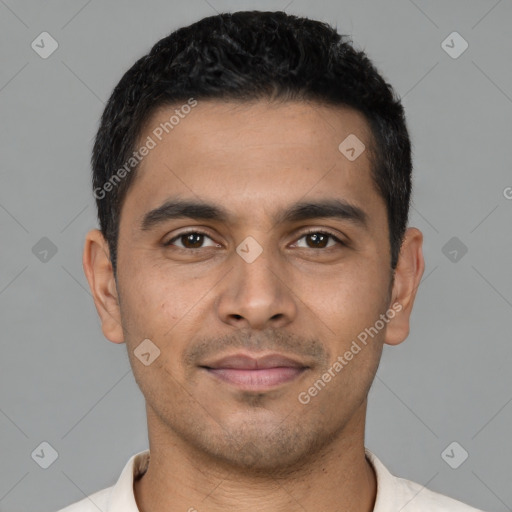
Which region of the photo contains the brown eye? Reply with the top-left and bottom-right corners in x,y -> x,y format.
305,232 -> 329,248
164,231 -> 219,249
179,233 -> 204,249
294,231 -> 344,250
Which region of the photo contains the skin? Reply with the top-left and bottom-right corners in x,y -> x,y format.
83,100 -> 424,512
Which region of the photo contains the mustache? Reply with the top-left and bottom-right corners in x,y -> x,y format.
183,329 -> 329,368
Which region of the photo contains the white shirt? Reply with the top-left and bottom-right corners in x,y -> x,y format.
56,448 -> 484,511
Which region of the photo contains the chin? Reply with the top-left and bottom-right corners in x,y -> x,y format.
190,418 -> 333,476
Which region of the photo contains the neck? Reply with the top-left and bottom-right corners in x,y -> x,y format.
134,403 -> 377,512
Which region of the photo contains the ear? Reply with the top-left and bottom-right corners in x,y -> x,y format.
82,229 -> 124,344
384,227 -> 425,346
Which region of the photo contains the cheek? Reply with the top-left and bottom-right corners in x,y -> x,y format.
119,263 -> 214,360
120,272 -> 200,387
305,258 -> 389,327
118,268 -> 182,335
302,263 -> 390,381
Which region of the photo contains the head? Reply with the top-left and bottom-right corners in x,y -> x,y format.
84,11 -> 424,474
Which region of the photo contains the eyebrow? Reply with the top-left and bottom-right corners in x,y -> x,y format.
139,197 -> 368,232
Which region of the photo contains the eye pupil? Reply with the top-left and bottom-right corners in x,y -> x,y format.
183,233 -> 203,248
307,233 -> 328,248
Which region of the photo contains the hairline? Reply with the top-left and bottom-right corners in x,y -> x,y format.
126,96 -> 382,207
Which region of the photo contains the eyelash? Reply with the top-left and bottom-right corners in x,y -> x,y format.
163,229 -> 346,251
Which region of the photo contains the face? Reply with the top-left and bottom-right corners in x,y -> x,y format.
84,100 -> 424,473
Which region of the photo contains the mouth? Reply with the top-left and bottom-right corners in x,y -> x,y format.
200,353 -> 310,391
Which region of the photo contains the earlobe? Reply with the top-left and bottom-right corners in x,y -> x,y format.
384,227 -> 425,346
82,229 -> 125,344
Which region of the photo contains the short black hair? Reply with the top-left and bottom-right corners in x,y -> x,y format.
92,10 -> 412,277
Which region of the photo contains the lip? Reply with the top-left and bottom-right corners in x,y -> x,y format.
203,353 -> 306,370
201,353 -> 309,391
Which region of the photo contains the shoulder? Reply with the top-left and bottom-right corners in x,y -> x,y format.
365,449 -> 485,512
395,476 -> 485,511
54,485 -> 113,512
52,449 -> 149,512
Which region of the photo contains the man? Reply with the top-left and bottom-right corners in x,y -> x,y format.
58,10 -> 484,512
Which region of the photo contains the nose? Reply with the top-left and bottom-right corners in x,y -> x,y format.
215,241 -> 297,331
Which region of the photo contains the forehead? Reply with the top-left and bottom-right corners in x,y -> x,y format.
121,100 -> 385,232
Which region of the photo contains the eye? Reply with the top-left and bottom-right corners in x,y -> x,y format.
292,230 -> 345,250
164,230 -> 220,250
163,229 -> 345,251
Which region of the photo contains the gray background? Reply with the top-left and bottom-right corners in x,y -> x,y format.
1,1 -> 511,511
